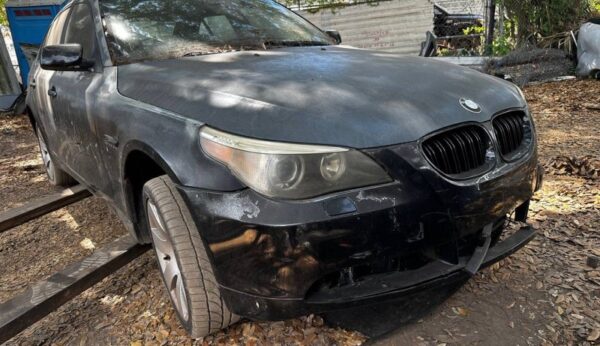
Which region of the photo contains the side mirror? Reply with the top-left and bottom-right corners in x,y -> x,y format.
40,44 -> 91,71
325,30 -> 342,45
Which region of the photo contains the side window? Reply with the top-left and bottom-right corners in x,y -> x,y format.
44,9 -> 70,46
62,4 -> 98,63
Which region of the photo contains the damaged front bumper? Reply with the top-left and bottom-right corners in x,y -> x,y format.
177,142 -> 543,320
226,224 -> 535,318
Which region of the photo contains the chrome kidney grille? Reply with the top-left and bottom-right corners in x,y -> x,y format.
422,125 -> 490,176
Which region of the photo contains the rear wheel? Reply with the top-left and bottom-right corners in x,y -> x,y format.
35,127 -> 76,187
142,175 -> 238,338
593,70 -> 600,80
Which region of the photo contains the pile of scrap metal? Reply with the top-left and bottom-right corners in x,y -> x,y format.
483,47 -> 574,86
420,4 -> 485,58
433,4 -> 484,52
576,18 -> 600,79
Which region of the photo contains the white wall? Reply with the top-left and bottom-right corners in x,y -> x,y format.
299,0 -> 434,56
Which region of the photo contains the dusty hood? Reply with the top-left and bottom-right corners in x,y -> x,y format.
117,46 -> 525,148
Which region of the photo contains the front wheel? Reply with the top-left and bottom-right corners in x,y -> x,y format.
35,127 -> 76,187
142,176 -> 239,338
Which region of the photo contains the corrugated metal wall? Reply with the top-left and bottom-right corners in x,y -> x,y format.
299,0 -> 434,56
434,0 -> 484,15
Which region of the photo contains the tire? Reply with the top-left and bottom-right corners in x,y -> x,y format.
142,175 -> 239,338
593,70 -> 600,80
35,127 -> 76,187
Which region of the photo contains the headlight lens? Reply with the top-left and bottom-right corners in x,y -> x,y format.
200,126 -> 391,199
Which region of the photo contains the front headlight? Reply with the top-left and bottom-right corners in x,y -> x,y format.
200,126 -> 392,199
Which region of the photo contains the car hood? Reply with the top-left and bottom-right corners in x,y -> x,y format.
117,46 -> 525,149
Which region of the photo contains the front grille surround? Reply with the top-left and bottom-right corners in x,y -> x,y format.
421,124 -> 494,179
420,109 -> 534,181
492,110 -> 533,161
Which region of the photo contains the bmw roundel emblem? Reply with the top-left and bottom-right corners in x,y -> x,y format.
460,98 -> 482,113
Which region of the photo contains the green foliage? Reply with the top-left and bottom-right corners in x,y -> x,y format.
463,25 -> 485,36
0,0 -> 6,26
491,36 -> 512,56
500,0 -> 596,45
592,0 -> 600,13
490,20 -> 514,56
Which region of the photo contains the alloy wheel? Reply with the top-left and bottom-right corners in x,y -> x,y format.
147,200 -> 190,321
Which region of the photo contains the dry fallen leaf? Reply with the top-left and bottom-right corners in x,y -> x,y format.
452,307 -> 469,317
80,238 -> 95,250
588,329 -> 600,342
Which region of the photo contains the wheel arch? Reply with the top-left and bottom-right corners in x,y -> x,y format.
121,140 -> 183,242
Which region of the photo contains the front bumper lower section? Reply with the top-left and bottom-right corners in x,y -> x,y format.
178,141 -> 543,320
222,225 -> 535,319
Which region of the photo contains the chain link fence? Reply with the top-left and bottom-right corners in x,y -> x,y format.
287,0 -> 493,57
432,0 -> 488,56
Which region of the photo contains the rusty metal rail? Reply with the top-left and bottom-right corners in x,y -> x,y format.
0,185 -> 92,233
0,186 -> 150,344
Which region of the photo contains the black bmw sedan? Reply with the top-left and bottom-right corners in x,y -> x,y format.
26,0 -> 543,338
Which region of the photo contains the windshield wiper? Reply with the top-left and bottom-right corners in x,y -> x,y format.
262,40 -> 330,48
181,50 -> 219,57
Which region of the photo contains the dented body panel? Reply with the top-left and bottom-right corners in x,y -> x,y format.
25,0 -> 542,321
175,133 -> 540,319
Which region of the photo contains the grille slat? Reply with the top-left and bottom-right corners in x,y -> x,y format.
423,125 -> 489,175
451,133 -> 468,172
462,130 -> 479,170
493,112 -> 526,156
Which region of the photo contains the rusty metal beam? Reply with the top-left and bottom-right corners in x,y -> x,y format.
0,185 -> 91,233
0,236 -> 150,344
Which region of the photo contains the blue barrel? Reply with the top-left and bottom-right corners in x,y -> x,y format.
5,0 -> 67,87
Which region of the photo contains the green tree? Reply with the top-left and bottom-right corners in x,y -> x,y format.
500,0 -> 595,45
592,0 -> 600,13
0,0 -> 7,26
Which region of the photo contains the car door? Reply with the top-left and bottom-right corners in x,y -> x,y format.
46,2 -> 108,190
31,7 -> 71,155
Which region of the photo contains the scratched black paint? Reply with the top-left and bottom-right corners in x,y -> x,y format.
26,0 -> 542,321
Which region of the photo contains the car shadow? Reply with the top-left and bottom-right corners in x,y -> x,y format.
322,277 -> 469,339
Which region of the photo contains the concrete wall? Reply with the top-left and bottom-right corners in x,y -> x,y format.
299,0 -> 434,56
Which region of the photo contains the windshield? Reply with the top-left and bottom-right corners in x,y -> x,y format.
100,0 -> 334,64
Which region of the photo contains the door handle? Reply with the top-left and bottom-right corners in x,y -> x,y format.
48,87 -> 57,98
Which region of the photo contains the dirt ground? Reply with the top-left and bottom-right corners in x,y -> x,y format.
0,79 -> 598,345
